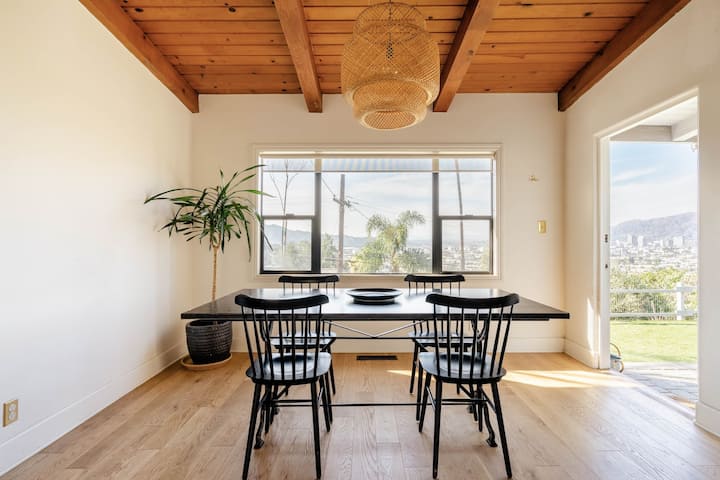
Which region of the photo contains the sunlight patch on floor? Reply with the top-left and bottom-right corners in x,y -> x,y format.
505,370 -> 637,389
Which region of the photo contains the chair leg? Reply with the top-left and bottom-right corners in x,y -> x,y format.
325,373 -> 333,423
409,343 -> 419,394
269,386 -> 281,427
415,362 -> 424,421
432,379 -> 443,479
242,383 -> 262,480
484,393 -> 496,447
329,364 -> 337,395
310,381 -> 322,479
319,377 -> 331,432
477,386 -> 486,432
418,372 -> 432,432
327,345 -> 337,395
272,385 -> 281,418
491,382 -> 512,478
255,387 -> 270,449
263,385 -> 272,435
468,384 -> 478,422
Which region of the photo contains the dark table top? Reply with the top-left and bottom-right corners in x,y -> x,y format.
181,288 -> 569,321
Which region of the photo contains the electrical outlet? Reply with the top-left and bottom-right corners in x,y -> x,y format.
3,399 -> 18,427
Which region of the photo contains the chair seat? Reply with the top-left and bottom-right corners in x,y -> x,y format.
418,352 -> 504,381
270,332 -> 336,349
246,352 -> 332,383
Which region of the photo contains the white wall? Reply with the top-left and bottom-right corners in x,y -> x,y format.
0,1 -> 194,473
563,0 -> 720,434
191,93 -> 567,352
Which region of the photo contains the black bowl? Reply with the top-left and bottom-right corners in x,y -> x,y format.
346,288 -> 403,305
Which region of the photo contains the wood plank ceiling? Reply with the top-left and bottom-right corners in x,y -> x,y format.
81,0 -> 692,113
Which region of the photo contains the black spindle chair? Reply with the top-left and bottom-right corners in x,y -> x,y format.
279,274 -> 339,294
418,292 -> 519,479
235,293 -> 333,480
404,274 -> 465,402
277,274 -> 339,394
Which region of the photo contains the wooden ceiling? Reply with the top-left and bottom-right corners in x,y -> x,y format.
80,0 -> 692,114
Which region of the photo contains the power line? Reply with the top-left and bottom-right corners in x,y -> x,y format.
320,176 -> 371,225
345,198 -> 400,217
321,177 -> 336,197
348,204 -> 371,220
322,176 -> 353,209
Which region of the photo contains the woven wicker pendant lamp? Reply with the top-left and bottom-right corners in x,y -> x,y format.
341,1 -> 440,130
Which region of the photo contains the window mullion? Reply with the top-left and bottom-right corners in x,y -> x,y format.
432,171 -> 441,273
311,172 -> 321,273
489,218 -> 494,275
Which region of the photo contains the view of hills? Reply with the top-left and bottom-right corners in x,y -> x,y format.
266,213 -> 698,248
264,224 -> 369,247
612,212 -> 697,242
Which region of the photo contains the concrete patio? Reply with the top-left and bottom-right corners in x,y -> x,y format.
622,362 -> 698,409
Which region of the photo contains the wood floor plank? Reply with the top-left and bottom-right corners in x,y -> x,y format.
1,454 -> 66,480
351,407 -> 379,479
323,416 -> 354,479
377,442 -> 406,480
3,353 -> 720,480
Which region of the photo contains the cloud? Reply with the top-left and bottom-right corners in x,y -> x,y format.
612,167 -> 658,185
611,174 -> 697,225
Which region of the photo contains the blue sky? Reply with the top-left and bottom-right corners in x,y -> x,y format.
263,170 -> 492,242
610,142 -> 698,226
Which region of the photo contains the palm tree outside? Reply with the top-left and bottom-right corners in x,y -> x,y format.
351,210 -> 429,273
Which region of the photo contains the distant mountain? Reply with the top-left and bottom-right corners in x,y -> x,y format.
263,224 -> 369,248
612,212 -> 697,242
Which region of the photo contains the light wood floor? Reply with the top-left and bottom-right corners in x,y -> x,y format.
3,353 -> 720,480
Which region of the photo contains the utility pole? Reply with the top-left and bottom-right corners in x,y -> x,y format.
335,174 -> 347,272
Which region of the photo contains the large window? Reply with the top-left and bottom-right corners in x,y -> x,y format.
258,148 -> 497,275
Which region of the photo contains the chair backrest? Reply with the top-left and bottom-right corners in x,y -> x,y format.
425,293 -> 519,380
404,274 -> 465,294
235,293 -> 330,381
278,274 -> 339,293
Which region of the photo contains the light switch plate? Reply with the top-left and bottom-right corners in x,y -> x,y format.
3,399 -> 18,427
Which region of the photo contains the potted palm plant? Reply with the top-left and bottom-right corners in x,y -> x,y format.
145,167 -> 266,368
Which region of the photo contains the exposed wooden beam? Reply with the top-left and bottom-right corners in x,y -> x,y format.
433,0 -> 500,112
79,0 -> 199,113
274,0 -> 323,112
558,0 -> 691,112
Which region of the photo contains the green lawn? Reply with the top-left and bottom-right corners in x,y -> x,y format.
610,319 -> 697,363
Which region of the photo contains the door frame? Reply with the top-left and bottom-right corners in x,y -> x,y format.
595,89 -> 698,370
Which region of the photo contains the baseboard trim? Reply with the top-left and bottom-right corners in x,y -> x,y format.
696,401 -> 720,437
0,342 -> 187,476
509,337 -> 565,352
564,339 -> 598,368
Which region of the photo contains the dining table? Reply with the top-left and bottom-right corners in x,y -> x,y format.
183,287 -> 568,346
181,287 -> 569,328
181,287 -> 570,408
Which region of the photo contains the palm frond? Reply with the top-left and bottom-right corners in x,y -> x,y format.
145,168 -> 267,255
